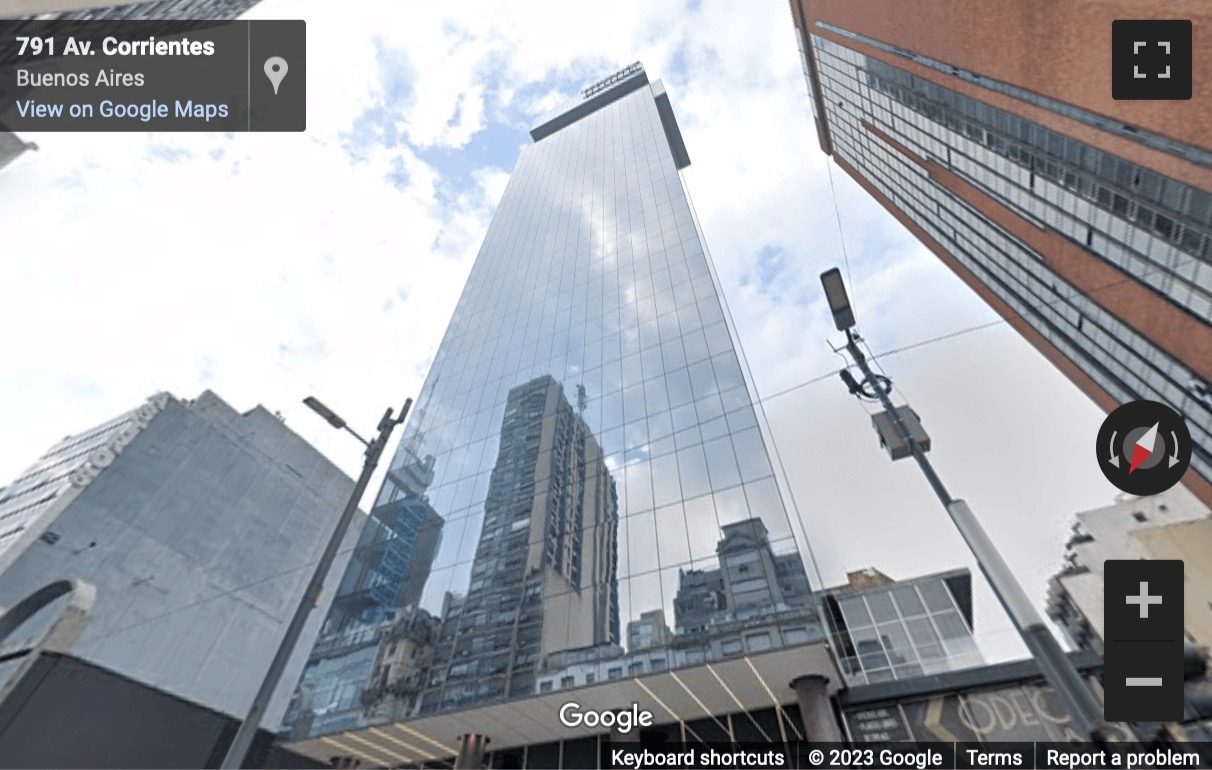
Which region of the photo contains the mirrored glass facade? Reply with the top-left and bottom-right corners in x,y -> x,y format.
286,64 -> 824,740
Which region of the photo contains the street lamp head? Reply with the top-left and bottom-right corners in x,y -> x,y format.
820,267 -> 856,331
303,396 -> 346,430
839,368 -> 863,396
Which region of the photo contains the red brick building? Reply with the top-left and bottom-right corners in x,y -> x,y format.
790,0 -> 1212,507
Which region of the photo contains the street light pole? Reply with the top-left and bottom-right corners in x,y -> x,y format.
820,268 -> 1107,740
220,396 -> 412,769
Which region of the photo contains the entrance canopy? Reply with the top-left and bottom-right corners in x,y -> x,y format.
286,642 -> 838,767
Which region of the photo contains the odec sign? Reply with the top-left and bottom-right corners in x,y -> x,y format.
68,393 -> 170,488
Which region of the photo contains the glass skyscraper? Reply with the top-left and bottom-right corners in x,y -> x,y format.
285,63 -> 837,766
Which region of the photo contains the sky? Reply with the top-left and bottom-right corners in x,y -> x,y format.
0,0 -> 1126,664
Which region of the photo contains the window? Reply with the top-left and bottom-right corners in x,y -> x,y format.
1154,213 -> 1174,238
730,577 -> 769,594
560,676 -> 575,689
540,681 -> 553,693
839,596 -> 873,628
907,617 -> 940,648
784,627 -> 811,645
859,650 -> 889,670
1111,194 -> 1130,217
866,592 -> 899,623
721,639 -> 743,656
918,581 -> 955,613
746,632 -> 773,652
607,667 -> 623,680
726,550 -> 761,567
891,586 -> 925,617
933,611 -> 970,640
628,662 -> 644,675
586,672 -> 596,684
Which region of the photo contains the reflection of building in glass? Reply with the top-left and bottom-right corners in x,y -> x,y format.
676,518 -> 815,631
627,609 -> 673,651
416,374 -> 619,713
536,517 -> 822,693
790,1 -> 1212,509
671,517 -> 819,660
286,453 -> 443,737
356,457 -> 444,615
824,567 -> 983,686
285,62 -> 837,766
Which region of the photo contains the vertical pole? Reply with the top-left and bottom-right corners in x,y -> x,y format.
842,333 -> 1106,739
453,734 -> 489,769
790,675 -> 843,742
220,401 -> 411,769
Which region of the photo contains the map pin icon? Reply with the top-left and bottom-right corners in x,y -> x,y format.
264,56 -> 288,95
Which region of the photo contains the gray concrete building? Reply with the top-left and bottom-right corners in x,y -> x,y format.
0,390 -> 364,737
1,0 -> 260,19
0,132 -> 35,172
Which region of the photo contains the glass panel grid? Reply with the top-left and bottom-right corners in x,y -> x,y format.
288,71 -> 824,734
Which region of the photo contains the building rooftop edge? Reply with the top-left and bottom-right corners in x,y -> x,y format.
825,565 -> 972,594
837,649 -> 1103,707
529,62 -> 649,142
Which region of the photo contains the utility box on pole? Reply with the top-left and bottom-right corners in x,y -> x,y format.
872,406 -> 930,460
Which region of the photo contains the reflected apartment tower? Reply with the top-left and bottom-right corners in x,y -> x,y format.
421,375 -> 619,712
287,452 -> 444,738
536,517 -> 822,693
790,0 -> 1212,507
674,518 -> 814,638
